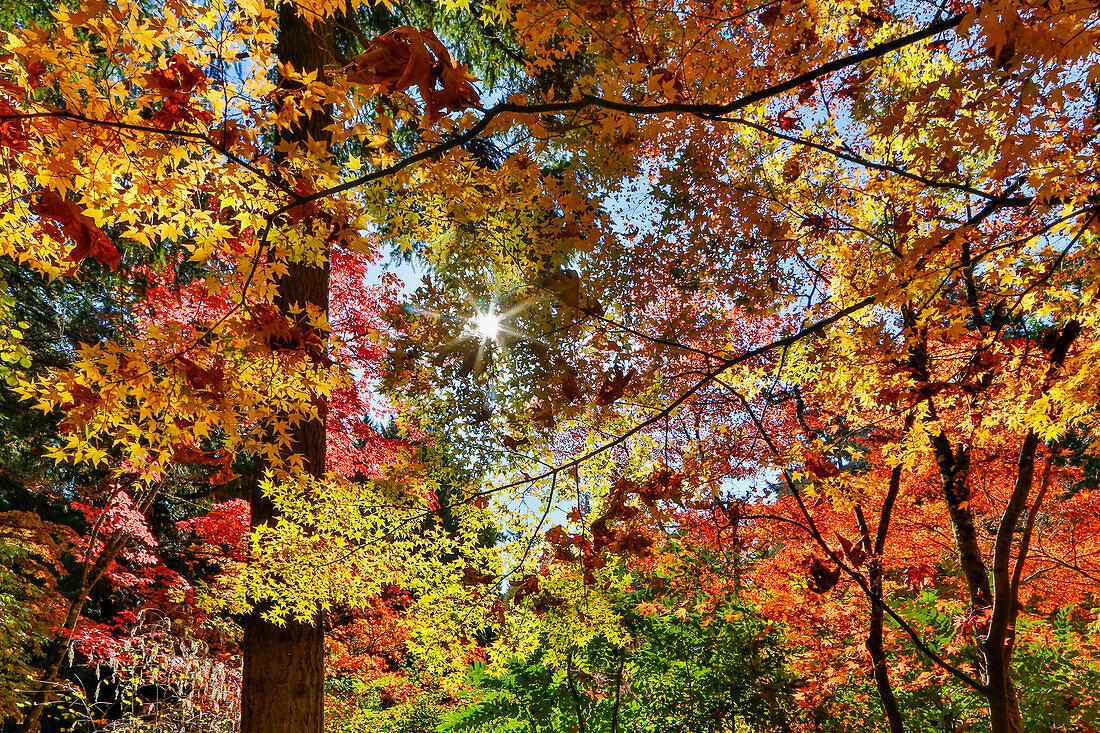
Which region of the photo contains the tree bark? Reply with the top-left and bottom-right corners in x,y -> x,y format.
926,428 -> 992,609
240,5 -> 333,733
856,456 -> 907,733
983,321 -> 1079,733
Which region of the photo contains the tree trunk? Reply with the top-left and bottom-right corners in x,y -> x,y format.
857,456 -> 908,733
909,322 -> 992,612
927,432 -> 992,610
982,324 -> 1077,733
240,5 -> 333,733
241,614 -> 325,733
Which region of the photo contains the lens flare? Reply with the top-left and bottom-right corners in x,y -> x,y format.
473,311 -> 501,340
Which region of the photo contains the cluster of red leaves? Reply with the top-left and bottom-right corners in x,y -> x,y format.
176,499 -> 250,563
532,468 -> 689,598
72,492 -> 198,617
327,588 -> 418,708
65,491 -> 202,662
590,469 -> 684,556
0,55 -> 38,150
349,27 -> 479,121
326,247 -> 406,478
144,53 -> 212,128
73,490 -> 158,566
32,190 -> 120,271
0,100 -> 31,151
509,572 -> 564,616
135,241 -> 406,480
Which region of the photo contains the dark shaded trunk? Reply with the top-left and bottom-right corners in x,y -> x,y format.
241,614 -> 325,733
983,321 -> 1078,733
240,6 -> 333,733
907,315 -> 992,612
866,575 -> 904,733
926,431 -> 992,610
856,456 -> 907,733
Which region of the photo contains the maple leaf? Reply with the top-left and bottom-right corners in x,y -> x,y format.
145,53 -> 207,96
511,574 -> 540,605
144,53 -> 211,128
835,533 -> 868,567
32,191 -> 120,270
460,566 -> 494,586
561,367 -> 582,402
777,111 -> 800,131
0,99 -> 31,152
529,398 -> 555,428
540,269 -> 605,316
758,4 -> 781,26
176,355 -> 228,395
904,564 -> 936,590
803,448 -> 839,479
172,444 -> 220,465
801,213 -> 830,233
540,269 -> 582,308
531,592 -> 563,616
782,158 -> 802,182
544,524 -> 571,546
807,556 -> 841,594
25,57 -> 46,87
607,526 -> 655,558
501,435 -> 530,449
597,365 -> 636,406
638,465 -> 684,506
209,462 -> 240,485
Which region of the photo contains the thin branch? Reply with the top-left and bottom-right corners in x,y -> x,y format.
286,11 -> 971,211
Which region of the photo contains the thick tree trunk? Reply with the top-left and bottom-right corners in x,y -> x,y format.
241,614 -> 325,733
240,6 -> 333,733
240,384 -> 328,733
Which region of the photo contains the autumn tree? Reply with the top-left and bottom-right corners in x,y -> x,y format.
4,1 -> 1100,733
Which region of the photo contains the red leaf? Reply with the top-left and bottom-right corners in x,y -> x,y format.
835,533 -> 868,567
461,566 -> 495,586
209,463 -> 240,486
0,101 -> 32,152
777,111 -> 801,131
758,5 -> 781,26
25,57 -> 47,87
512,574 -> 540,604
803,449 -> 840,478
32,190 -> 120,270
597,365 -> 636,406
145,53 -> 207,96
807,556 -> 841,593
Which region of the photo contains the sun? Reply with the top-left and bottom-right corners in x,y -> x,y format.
472,311 -> 501,341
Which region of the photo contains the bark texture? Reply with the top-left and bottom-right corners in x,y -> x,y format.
240,5 -> 334,733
